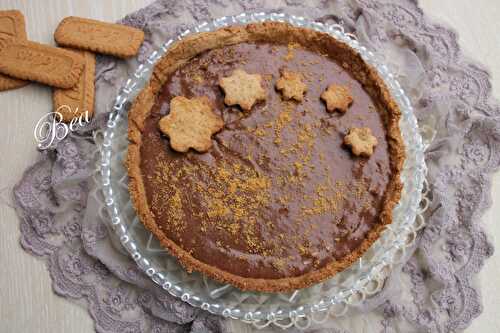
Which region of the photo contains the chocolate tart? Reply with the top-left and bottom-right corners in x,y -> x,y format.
127,22 -> 405,292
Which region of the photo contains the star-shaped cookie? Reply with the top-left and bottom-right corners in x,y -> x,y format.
343,127 -> 378,157
219,69 -> 267,111
158,96 -> 224,153
320,84 -> 353,113
276,70 -> 307,101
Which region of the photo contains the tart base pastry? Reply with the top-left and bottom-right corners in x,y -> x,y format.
127,22 -> 404,292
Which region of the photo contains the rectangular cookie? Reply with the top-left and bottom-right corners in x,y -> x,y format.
0,37 -> 84,88
53,50 -> 95,122
0,10 -> 29,91
54,16 -> 144,59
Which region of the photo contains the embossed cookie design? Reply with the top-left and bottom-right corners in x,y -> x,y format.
0,37 -> 84,88
54,16 -> 144,58
0,10 -> 28,91
53,50 -> 95,122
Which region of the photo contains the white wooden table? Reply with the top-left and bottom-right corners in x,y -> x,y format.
0,1 -> 498,332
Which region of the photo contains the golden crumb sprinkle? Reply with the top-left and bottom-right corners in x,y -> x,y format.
282,42 -> 300,61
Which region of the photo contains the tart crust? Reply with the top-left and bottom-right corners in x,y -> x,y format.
126,22 -> 405,292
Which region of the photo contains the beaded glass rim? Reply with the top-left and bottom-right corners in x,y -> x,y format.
97,12 -> 427,329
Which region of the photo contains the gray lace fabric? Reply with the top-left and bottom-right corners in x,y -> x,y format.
12,0 -> 500,332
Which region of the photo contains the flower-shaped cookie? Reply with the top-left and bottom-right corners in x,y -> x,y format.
343,127 -> 378,157
219,69 -> 267,111
158,96 -> 223,153
321,84 -> 353,113
276,70 -> 307,102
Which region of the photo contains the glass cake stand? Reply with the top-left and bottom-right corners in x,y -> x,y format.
97,12 -> 428,330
